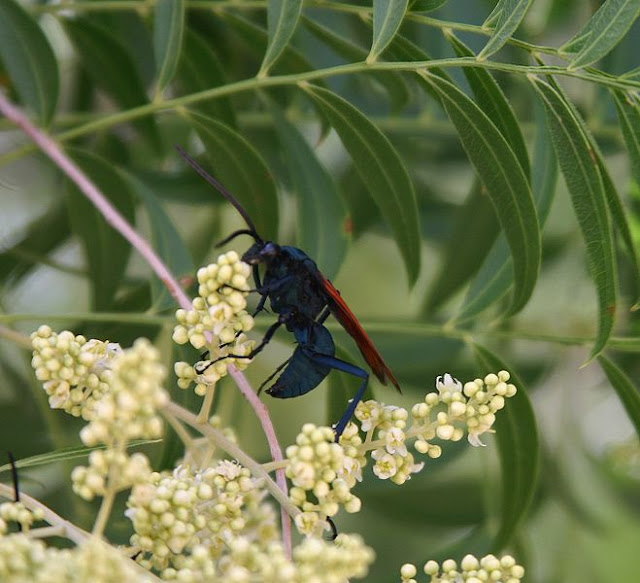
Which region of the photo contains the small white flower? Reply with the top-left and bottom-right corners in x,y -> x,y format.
372,451 -> 397,479
436,373 -> 462,394
385,427 -> 408,456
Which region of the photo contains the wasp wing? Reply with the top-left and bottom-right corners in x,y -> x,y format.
315,272 -> 401,392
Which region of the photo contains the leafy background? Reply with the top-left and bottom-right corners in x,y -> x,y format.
1,0 -> 640,580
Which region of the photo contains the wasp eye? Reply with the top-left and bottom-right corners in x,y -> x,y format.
262,242 -> 279,256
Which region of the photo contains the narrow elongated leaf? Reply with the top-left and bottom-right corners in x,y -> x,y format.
178,29 -> 237,127
273,109 -> 348,280
531,78 -> 616,359
303,17 -> 410,112
421,72 -> 540,314
409,0 -> 450,12
0,0 -> 58,124
447,33 -> 530,179
598,355 -> 640,439
472,343 -> 539,550
123,173 -> 194,312
153,0 -> 185,92
302,85 -> 421,285
562,0 -> 640,70
186,112 -> 279,241
259,0 -> 303,75
424,180 -> 500,314
455,109 -> 557,322
64,18 -> 160,150
65,150 -> 135,311
612,90 -> 640,185
478,0 -> 534,61
369,0 -> 409,62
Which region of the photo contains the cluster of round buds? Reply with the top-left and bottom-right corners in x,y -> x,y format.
347,371 -> 517,485
401,554 -> 524,583
294,533 -> 374,582
286,424 -> 361,534
173,252 -> 256,394
72,451 -> 151,501
0,502 -> 44,535
79,338 -> 168,447
0,534 -> 53,580
126,460 -> 277,575
30,326 -> 122,419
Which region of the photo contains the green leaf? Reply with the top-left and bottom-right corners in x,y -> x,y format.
302,84 -> 421,285
178,29 -> 237,127
272,108 -> 348,280
65,149 -> 135,311
302,16 -> 410,112
259,0 -> 303,75
455,108 -> 557,323
561,0 -> 640,70
472,343 -> 539,551
409,0 -> 450,12
612,90 -> 640,187
478,0 -> 534,61
186,111 -> 279,241
421,72 -> 540,315
153,0 -> 185,93
0,0 -> 59,124
63,18 -> 161,150
447,33 -> 530,179
424,180 -> 500,314
369,0 -> 409,62
531,77 -> 616,359
598,355 -> 640,440
123,173 -> 194,313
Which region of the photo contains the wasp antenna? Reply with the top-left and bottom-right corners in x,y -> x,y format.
175,146 -> 262,239
216,229 -> 260,248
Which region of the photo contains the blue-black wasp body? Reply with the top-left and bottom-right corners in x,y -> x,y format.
177,147 -> 400,437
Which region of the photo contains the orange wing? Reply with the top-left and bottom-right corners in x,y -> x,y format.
316,273 -> 401,392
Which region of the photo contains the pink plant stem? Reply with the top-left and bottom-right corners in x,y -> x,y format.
0,92 -> 292,556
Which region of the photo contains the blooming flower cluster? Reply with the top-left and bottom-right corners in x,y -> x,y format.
400,553 -> 525,583
30,326 -> 122,419
126,460 -> 278,577
285,424 -> 361,535
173,251 -> 256,395
337,371 -> 517,487
71,339 -> 167,500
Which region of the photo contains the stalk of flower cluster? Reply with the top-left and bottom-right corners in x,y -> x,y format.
0,92 -> 291,553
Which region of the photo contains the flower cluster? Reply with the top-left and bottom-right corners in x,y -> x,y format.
126,460 -> 278,576
0,533 -> 155,582
30,326 -> 122,419
286,424 -> 361,535
173,252 -> 256,395
0,502 -> 43,535
340,371 -> 517,486
71,339 -> 167,500
400,554 -> 525,583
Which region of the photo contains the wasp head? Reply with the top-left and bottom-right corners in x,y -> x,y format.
242,241 -> 280,265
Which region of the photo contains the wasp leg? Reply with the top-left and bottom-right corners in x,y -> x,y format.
257,356 -> 293,396
302,352 -> 369,441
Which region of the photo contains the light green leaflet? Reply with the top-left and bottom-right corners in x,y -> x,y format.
259,0 -> 303,75
153,0 -> 185,93
368,0 -> 409,62
421,72 -> 540,316
562,0 -> 640,70
0,0 -> 59,125
531,77 -> 616,360
598,356 -> 640,440
472,344 -> 539,550
302,84 -> 421,285
478,0 -> 534,61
